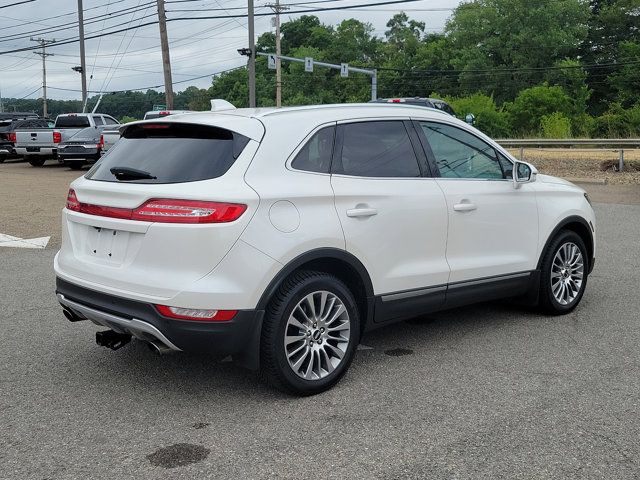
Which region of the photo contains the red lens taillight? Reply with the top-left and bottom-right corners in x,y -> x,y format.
98,134 -> 104,149
66,189 -> 81,211
131,200 -> 246,223
8,132 -> 16,143
64,189 -> 246,224
53,131 -> 62,143
155,305 -> 237,321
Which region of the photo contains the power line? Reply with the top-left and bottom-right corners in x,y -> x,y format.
46,65 -> 245,94
0,0 -> 35,9
0,0 -> 428,55
0,2 -> 157,42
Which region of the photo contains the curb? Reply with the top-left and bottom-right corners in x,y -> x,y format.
565,177 -> 608,185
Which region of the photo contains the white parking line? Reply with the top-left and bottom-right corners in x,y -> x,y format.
0,233 -> 50,249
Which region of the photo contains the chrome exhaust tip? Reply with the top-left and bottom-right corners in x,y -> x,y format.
147,340 -> 172,355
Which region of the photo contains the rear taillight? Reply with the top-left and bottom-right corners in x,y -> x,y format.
98,134 -> 104,149
66,189 -> 80,211
64,189 -> 246,224
155,305 -> 237,321
53,131 -> 62,143
132,200 -> 246,223
8,132 -> 16,143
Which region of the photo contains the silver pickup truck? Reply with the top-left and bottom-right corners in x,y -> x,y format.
15,113 -> 120,167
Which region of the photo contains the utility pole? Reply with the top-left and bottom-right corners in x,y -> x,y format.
30,37 -> 55,118
267,0 -> 289,107
247,0 -> 256,107
77,0 -> 88,112
156,0 -> 174,109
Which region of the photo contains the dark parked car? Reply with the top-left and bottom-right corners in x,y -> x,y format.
370,97 -> 456,116
0,116 -> 51,163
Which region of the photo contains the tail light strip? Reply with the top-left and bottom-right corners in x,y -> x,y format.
66,189 -> 246,224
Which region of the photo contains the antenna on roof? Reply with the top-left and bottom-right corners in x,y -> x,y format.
210,99 -> 237,112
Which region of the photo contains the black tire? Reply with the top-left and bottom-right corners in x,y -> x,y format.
66,161 -> 85,170
260,270 -> 360,396
27,156 -> 46,167
0,155 -> 6,163
538,230 -> 589,315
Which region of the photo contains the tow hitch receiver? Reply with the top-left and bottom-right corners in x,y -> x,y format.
96,330 -> 131,350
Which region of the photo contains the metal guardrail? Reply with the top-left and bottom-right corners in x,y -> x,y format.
496,138 -> 640,147
496,138 -> 640,172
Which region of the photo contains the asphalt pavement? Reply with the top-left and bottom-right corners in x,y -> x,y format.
1,202 -> 640,479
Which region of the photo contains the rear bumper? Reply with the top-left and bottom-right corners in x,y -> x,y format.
57,148 -> 101,161
15,147 -> 56,156
56,277 -> 264,358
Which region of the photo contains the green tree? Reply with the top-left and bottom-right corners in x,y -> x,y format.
545,59 -> 591,116
445,0 -> 590,101
607,41 -> 640,107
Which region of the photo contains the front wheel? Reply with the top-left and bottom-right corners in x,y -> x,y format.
260,271 -> 360,395
538,230 -> 588,314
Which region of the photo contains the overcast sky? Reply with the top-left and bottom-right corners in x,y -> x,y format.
0,0 -> 462,100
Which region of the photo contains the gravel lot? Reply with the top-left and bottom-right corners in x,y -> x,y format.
1,159 -> 640,479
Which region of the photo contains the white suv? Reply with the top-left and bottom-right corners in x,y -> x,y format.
55,104 -> 596,395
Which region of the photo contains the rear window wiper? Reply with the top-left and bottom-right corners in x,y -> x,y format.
110,166 -> 157,181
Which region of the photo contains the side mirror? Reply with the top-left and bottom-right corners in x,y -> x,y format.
465,113 -> 475,125
513,161 -> 536,189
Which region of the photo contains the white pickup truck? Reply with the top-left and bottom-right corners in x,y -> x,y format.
15,113 -> 120,167
100,110 -> 193,156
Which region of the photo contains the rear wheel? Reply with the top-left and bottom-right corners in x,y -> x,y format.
260,271 -> 360,395
538,230 -> 588,314
27,156 -> 45,167
66,161 -> 85,170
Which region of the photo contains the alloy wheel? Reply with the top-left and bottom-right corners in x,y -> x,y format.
284,290 -> 351,380
551,242 -> 584,306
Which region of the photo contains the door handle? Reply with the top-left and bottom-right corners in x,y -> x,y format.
346,208 -> 378,218
453,202 -> 477,212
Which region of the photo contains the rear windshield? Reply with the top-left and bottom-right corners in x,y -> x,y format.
85,123 -> 250,184
55,116 -> 91,128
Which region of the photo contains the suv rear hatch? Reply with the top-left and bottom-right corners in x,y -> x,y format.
56,119 -> 264,299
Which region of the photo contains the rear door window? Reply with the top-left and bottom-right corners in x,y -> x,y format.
86,123 -> 250,184
333,121 -> 421,178
92,115 -> 104,125
55,116 -> 91,128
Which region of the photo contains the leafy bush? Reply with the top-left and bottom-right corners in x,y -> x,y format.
442,93 -> 511,138
119,115 -> 138,124
590,103 -> 640,138
540,113 -> 572,138
505,85 -> 573,136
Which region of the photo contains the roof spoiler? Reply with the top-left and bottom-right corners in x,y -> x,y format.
210,99 -> 236,112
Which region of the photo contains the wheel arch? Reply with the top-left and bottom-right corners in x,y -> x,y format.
537,215 -> 594,274
256,248 -> 375,331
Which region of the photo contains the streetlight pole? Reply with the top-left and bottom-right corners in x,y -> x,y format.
78,0 -> 88,112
